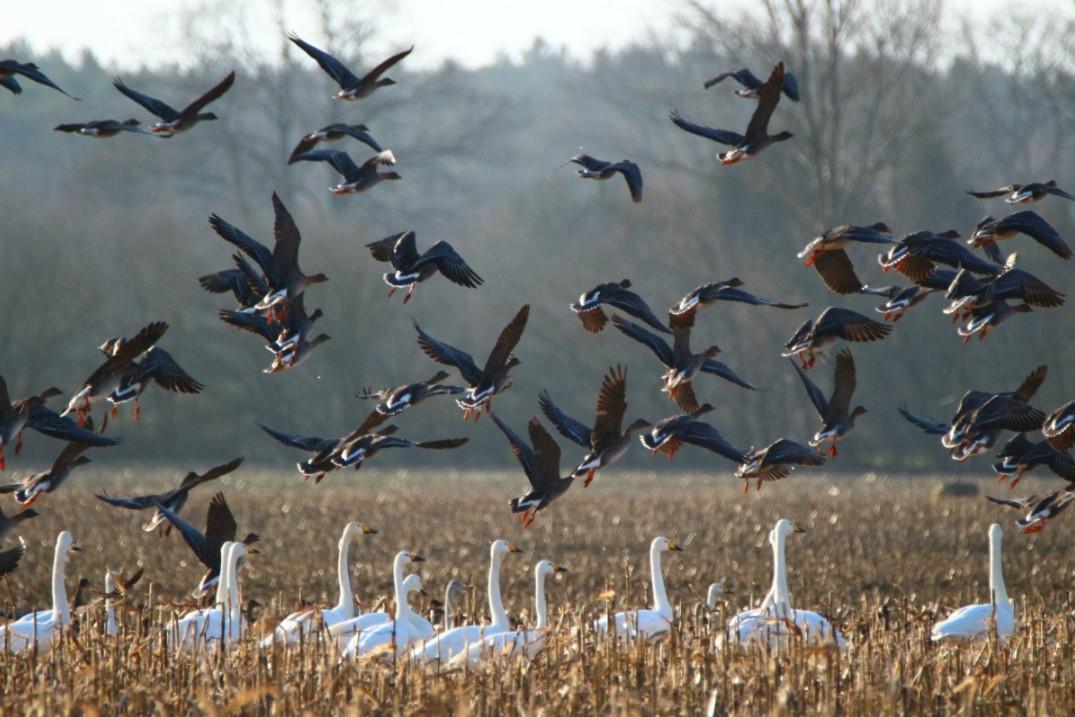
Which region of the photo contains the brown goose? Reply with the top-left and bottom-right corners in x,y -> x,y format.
790,349 -> 866,457
60,322 -> 170,425
414,305 -> 529,420
668,278 -> 806,328
366,231 -> 482,303
288,34 -> 412,101
95,457 -> 243,534
252,193 -> 329,315
0,60 -> 77,98
878,230 -> 1001,282
489,414 -> 572,528
704,67 -> 800,101
571,279 -> 669,334
967,180 -> 1075,204
356,371 -> 466,416
112,71 -> 234,136
539,365 -> 650,486
53,119 -> 152,137
1042,400 -> 1075,451
797,223 -> 894,294
992,433 -> 1075,489
288,123 -> 384,163
569,154 -> 643,203
292,148 -> 400,195
781,308 -> 891,370
671,63 -> 793,164
0,382 -> 119,470
969,211 -> 1070,262
987,490 -> 1075,534
0,424 -> 99,505
611,315 -> 755,413
734,439 -> 826,492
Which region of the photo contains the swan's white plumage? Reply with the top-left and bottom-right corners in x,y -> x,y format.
593,536 -> 680,641
452,560 -> 564,668
341,553 -> 424,658
411,540 -> 519,665
931,523 -> 1014,642
0,531 -> 76,654
726,520 -> 847,650
260,521 -> 375,647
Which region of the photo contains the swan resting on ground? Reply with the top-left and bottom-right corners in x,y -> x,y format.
411,539 -> 521,665
726,519 -> 847,650
260,521 -> 377,647
341,552 -> 425,658
931,522 -> 1014,642
451,559 -> 567,668
593,536 -> 680,641
0,530 -> 78,654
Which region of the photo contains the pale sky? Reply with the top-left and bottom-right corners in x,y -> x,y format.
2,0 -> 1068,71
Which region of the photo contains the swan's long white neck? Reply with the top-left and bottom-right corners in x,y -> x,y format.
444,586 -> 455,630
227,545 -> 243,628
105,571 -> 117,636
213,542 -> 231,607
989,527 -> 1009,605
392,554 -> 408,622
768,529 -> 791,610
535,569 -> 549,629
650,542 -> 672,617
52,537 -> 72,627
489,547 -> 510,630
334,527 -> 354,613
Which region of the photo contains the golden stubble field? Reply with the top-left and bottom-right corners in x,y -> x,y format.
2,468 -> 1074,716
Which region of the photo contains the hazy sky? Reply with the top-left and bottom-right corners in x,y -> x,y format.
2,0 -> 1067,71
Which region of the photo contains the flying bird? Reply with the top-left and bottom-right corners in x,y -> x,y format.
356,371 -> 466,416
967,180 -> 1075,204
969,211 -> 1070,262
0,426 -> 98,505
292,149 -> 399,195
782,307 -> 891,370
95,457 -> 243,534
569,154 -> 643,203
112,71 -> 235,136
668,278 -> 806,328
0,60 -> 77,98
611,315 -> 755,413
704,67 -> 800,101
288,34 -> 412,100
490,414 -> 572,528
414,305 -> 529,419
570,279 -> 669,334
288,123 -> 385,163
790,349 -> 866,457
539,365 -> 650,486
366,231 -> 482,303
986,490 -> 1075,533
53,119 -> 152,137
797,223 -> 894,294
671,62 -> 793,164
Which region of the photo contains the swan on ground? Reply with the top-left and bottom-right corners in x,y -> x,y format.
726,519 -> 847,649
0,530 -> 78,653
105,569 -> 118,637
439,579 -> 467,630
411,539 -> 521,665
260,521 -> 377,647
171,541 -> 247,650
452,559 -> 567,668
593,536 -> 681,641
341,552 -> 425,658
329,549 -> 424,646
931,523 -> 1014,642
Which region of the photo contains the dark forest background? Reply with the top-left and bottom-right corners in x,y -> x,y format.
2,0 -> 1073,478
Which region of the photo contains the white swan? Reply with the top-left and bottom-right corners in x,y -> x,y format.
105,570 -> 118,637
441,579 -> 466,630
932,523 -> 1014,642
452,559 -> 566,668
260,521 -> 377,647
172,541 -> 246,650
411,540 -> 521,665
330,549 -> 424,646
341,555 -> 425,658
727,520 -> 846,649
594,536 -> 681,641
0,530 -> 77,654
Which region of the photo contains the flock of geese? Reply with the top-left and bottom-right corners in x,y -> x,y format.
0,41 -> 1071,659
